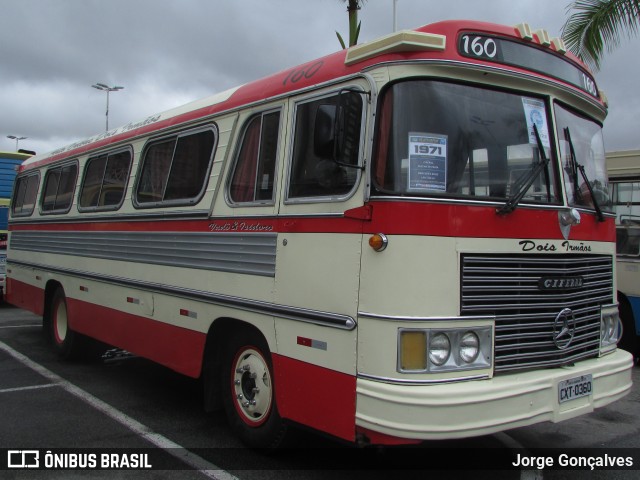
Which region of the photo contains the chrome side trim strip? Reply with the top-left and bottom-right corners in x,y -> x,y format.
8,260 -> 357,331
9,209 -> 211,225
357,372 -> 489,385
358,312 -> 495,323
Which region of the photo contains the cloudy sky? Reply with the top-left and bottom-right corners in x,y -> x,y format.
1,0 -> 638,155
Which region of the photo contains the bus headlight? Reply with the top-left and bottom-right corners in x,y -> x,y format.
460,331 -> 480,363
600,305 -> 622,353
398,326 -> 492,373
428,333 -> 451,366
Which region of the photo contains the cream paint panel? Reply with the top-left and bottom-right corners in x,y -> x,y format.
359,235 -> 615,320
273,232 -> 361,375
274,318 -> 357,375
9,259 -> 279,350
617,259 -> 640,297
9,249 -> 277,333
274,233 -> 362,316
358,235 -> 459,318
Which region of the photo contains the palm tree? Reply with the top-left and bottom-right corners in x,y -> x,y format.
336,0 -> 365,49
562,0 -> 640,70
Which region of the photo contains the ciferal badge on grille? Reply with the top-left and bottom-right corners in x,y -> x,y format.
538,276 -> 584,290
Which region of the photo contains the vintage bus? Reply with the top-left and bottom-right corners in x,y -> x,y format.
1,150 -> 32,301
607,149 -> 640,361
6,20 -> 633,448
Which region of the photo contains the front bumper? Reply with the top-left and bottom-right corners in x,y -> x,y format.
356,349 -> 633,441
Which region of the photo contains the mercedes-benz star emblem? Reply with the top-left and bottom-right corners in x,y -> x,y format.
552,307 -> 576,350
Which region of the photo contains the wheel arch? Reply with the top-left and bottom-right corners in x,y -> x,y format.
617,290 -> 639,361
201,317 -> 273,412
42,280 -> 64,331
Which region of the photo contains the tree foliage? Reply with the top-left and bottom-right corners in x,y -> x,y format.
562,0 -> 640,70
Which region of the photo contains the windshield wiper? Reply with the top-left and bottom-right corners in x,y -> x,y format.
497,123 -> 550,216
564,127 -> 605,222
563,127 -> 582,204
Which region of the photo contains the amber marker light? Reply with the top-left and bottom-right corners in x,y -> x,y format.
369,233 -> 388,252
400,330 -> 427,371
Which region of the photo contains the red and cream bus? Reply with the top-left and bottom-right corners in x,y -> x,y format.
6,20 -> 633,448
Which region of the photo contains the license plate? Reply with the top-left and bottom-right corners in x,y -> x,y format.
558,374 -> 593,403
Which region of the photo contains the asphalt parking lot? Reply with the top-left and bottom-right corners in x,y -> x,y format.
1,303 -> 639,479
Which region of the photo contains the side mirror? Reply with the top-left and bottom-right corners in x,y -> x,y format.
313,89 -> 367,170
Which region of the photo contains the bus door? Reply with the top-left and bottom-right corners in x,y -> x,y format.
272,81 -> 371,440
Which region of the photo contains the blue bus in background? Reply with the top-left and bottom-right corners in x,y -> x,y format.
1,150 -> 32,301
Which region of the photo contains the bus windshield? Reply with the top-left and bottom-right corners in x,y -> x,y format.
554,103 -> 612,212
373,80 -> 559,205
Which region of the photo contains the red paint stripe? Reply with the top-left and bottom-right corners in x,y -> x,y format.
7,279 -> 206,378
272,354 -> 356,442
66,298 -> 206,378
367,201 -> 615,241
9,201 -> 614,241
5,278 -> 44,316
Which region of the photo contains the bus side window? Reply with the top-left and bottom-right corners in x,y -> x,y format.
41,163 -> 78,214
11,173 -> 40,217
288,92 -> 362,199
135,126 -> 216,206
228,110 -> 280,204
80,149 -> 132,210
617,227 -> 640,256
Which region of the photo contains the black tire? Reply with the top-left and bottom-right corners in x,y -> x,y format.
47,288 -> 82,359
221,328 -> 289,448
618,296 -> 639,363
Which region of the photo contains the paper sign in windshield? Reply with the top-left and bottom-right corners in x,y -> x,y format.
408,133 -> 448,192
522,98 -> 550,149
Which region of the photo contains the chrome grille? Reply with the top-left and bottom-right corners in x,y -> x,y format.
461,254 -> 613,373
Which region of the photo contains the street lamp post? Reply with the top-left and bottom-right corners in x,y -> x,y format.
91,83 -> 124,132
7,135 -> 27,151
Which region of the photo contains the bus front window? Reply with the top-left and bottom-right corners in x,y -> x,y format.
372,80 -> 560,206
554,103 -> 612,213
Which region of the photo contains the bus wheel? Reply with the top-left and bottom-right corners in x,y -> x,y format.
48,288 -> 80,359
222,330 -> 288,448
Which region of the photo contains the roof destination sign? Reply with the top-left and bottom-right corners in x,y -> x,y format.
458,32 -> 599,99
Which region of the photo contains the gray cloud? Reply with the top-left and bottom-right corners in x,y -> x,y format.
1,0 -> 637,154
